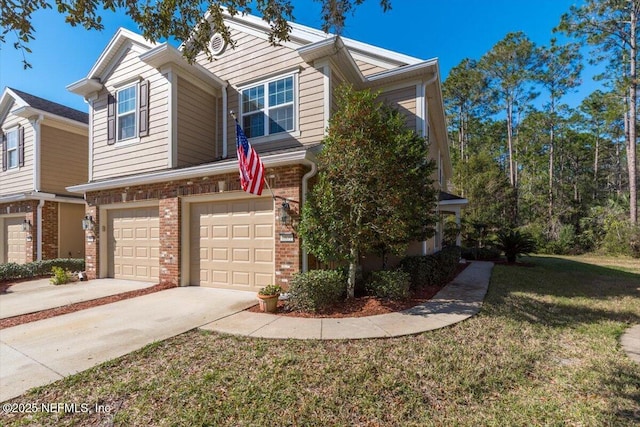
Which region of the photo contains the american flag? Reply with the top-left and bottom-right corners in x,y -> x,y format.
235,121 -> 265,195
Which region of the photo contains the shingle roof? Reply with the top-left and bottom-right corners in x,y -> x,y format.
9,88 -> 88,124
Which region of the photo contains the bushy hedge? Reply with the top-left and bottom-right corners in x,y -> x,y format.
286,269 -> 346,313
398,246 -> 461,290
461,247 -> 501,261
0,258 -> 85,282
366,270 -> 410,300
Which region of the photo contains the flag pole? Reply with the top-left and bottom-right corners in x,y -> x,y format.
230,110 -> 276,200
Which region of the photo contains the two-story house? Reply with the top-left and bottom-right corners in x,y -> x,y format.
66,13 -> 465,289
0,88 -> 88,264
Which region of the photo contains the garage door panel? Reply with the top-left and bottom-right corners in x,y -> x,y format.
4,217 -> 27,264
109,207 -> 159,282
191,198 -> 274,290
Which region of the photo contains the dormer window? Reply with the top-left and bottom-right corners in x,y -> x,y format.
117,85 -> 137,141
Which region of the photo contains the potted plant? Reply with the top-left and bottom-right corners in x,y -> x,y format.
257,284 -> 283,313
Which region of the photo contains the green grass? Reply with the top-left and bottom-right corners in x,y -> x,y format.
4,255 -> 640,426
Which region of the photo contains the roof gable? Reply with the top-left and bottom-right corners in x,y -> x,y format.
0,87 -> 88,126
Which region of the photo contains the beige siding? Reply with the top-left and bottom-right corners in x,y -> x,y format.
176,76 -> 217,167
58,203 -> 85,258
355,59 -> 390,77
330,70 -> 345,116
379,86 -> 417,131
196,28 -> 327,155
40,125 -> 88,194
91,48 -> 169,180
0,108 -> 34,195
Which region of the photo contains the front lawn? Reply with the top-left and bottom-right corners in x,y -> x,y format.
4,255 -> 640,426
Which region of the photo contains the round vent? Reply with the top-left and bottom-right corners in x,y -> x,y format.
209,33 -> 227,56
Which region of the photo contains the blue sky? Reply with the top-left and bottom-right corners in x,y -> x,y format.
0,0 -> 597,112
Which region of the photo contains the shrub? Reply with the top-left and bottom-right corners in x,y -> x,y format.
0,258 -> 85,282
366,270 -> 410,300
461,247 -> 501,260
50,266 -> 72,285
398,246 -> 461,290
286,270 -> 346,313
494,229 -> 536,263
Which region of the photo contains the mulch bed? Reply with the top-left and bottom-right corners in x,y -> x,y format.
0,282 -> 174,330
247,263 -> 471,318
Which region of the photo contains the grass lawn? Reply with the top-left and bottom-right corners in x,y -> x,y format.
4,255 -> 640,426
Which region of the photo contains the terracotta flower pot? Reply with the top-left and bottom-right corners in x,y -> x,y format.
257,294 -> 279,313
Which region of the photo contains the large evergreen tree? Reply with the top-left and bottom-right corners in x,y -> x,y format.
298,86 -> 437,298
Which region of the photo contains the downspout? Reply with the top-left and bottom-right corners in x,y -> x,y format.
32,114 -> 44,261
300,158 -> 318,272
222,83 -> 228,159
421,73 -> 438,256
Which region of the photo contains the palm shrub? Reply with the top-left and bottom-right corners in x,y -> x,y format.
494,229 -> 536,263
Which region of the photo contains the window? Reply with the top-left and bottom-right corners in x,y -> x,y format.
241,75 -> 295,138
117,85 -> 137,141
6,130 -> 18,169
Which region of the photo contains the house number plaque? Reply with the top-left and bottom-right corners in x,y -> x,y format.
279,233 -> 294,243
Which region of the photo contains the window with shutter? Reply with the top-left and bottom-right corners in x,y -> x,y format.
5,129 -> 19,169
107,80 -> 150,144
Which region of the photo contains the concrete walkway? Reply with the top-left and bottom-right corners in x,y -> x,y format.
621,324 -> 640,364
202,261 -> 494,339
0,279 -> 156,319
0,287 -> 257,402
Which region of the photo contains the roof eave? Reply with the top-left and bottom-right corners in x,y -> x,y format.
66,78 -> 104,99
67,148 -> 316,194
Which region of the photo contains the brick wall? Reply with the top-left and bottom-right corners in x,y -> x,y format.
84,205 -> 99,279
84,164 -> 308,287
41,201 -> 59,259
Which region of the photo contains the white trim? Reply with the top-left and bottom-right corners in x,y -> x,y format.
166,69 -> 177,168
87,97 -> 95,181
30,115 -> 43,191
0,192 -> 84,204
222,85 -> 228,159
315,59 -> 331,134
87,28 -> 156,81
416,83 -> 425,137
67,148 -> 314,193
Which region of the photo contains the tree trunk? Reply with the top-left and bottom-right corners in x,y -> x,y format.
628,4 -> 638,224
347,247 -> 358,299
549,124 -> 555,220
507,102 -> 515,187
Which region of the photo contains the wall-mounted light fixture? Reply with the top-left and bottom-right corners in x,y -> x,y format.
279,200 -> 291,225
21,219 -> 32,232
82,215 -> 95,231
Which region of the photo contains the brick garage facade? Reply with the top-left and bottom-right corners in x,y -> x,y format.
0,199 -> 63,263
83,164 -> 307,288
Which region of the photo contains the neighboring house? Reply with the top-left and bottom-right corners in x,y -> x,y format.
66,13 -> 465,289
0,88 -> 88,264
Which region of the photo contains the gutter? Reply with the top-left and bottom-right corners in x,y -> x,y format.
300,157 -> 318,272
36,198 -> 44,261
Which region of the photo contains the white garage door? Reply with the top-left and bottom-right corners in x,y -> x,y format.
108,207 -> 159,282
4,217 -> 26,264
190,198 -> 274,290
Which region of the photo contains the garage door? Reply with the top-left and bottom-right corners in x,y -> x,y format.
108,207 -> 159,282
4,217 -> 26,264
190,198 -> 274,290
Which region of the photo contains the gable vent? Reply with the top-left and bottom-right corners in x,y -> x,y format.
209,33 -> 227,56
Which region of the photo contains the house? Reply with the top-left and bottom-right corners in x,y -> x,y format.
0,88 -> 89,264
66,13 -> 465,289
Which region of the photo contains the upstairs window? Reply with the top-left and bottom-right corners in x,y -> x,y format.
2,127 -> 23,171
241,75 -> 295,139
6,130 -> 18,169
117,85 -> 137,141
107,80 -> 149,146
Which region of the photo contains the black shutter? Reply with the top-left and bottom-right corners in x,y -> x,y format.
138,80 -> 149,137
18,126 -> 25,167
107,94 -> 116,145
1,132 -> 6,171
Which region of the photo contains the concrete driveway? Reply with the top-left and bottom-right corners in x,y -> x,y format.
0,287 -> 257,402
1,278 -> 157,319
